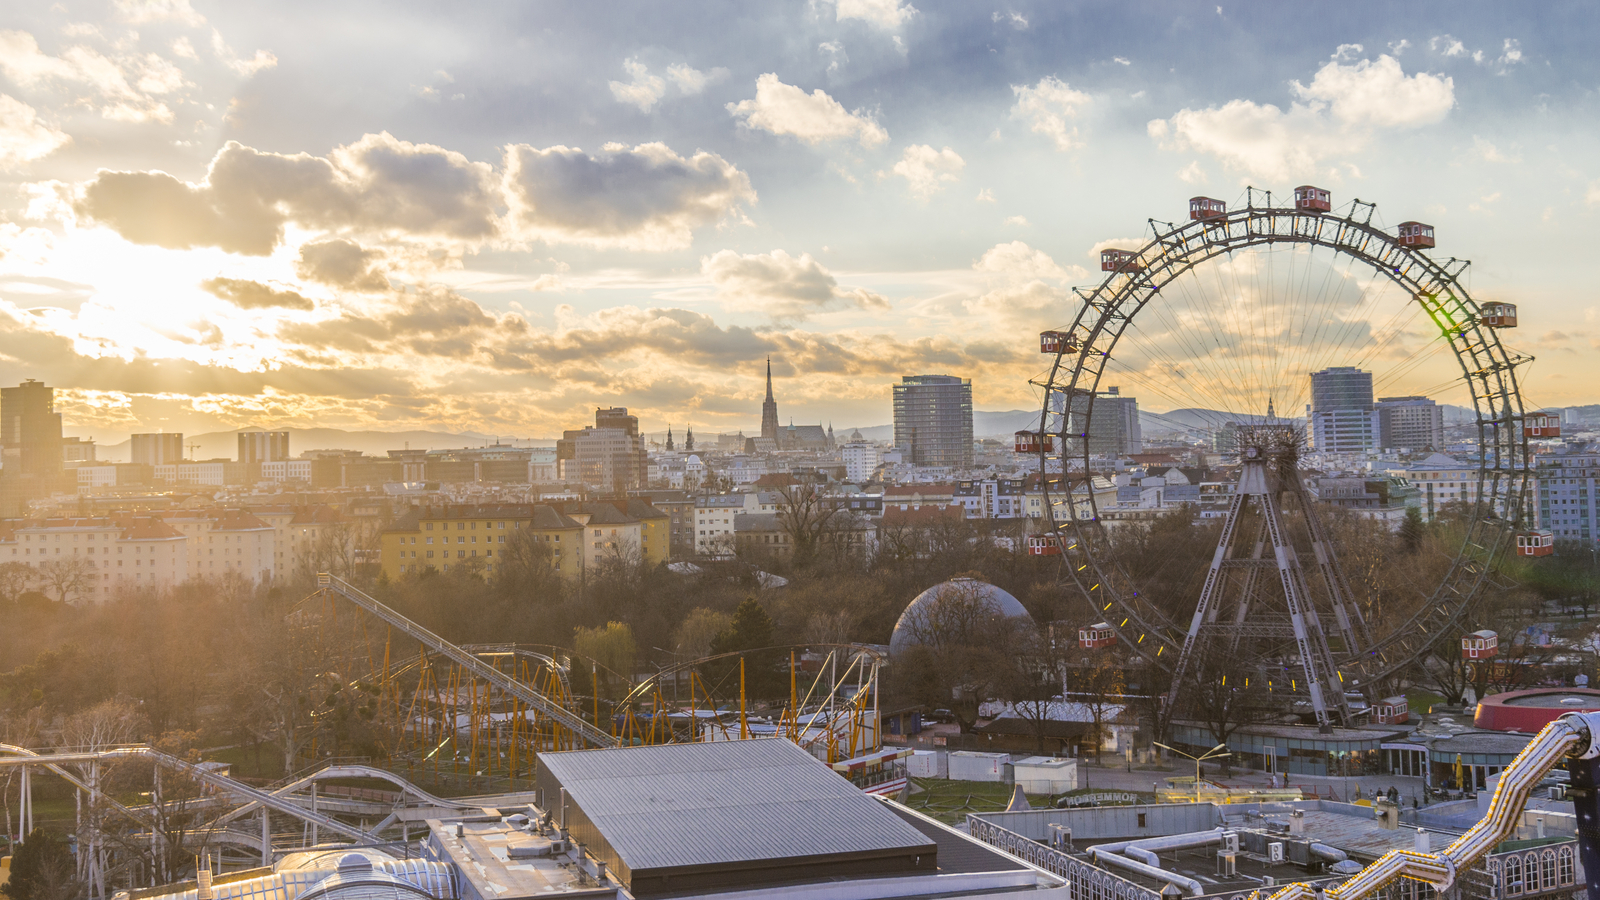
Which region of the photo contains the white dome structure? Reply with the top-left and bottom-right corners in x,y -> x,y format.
888,576 -> 1033,657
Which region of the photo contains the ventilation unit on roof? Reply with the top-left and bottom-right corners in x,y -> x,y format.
1268,842 -> 1284,863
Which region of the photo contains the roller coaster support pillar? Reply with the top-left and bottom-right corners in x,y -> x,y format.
1568,755 -> 1600,900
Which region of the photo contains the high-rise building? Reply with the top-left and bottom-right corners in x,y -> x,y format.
132,433 -> 185,466
557,407 -> 648,495
760,358 -> 780,442
1309,367 -> 1377,454
1375,396 -> 1444,452
238,430 -> 290,464
0,380 -> 63,476
1068,387 -> 1142,457
892,375 -> 973,468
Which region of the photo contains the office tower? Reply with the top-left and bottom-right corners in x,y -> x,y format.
557,407 -> 648,494
0,380 -> 63,476
132,433 -> 186,466
1375,396 -> 1444,452
238,430 -> 290,464
1069,387 -> 1142,457
1309,367 -> 1377,453
892,375 -> 974,467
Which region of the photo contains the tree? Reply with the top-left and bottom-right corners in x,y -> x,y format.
1065,654 -> 1125,762
1398,507 -> 1425,554
575,622 -> 638,698
2,829 -> 83,900
891,578 -> 1028,733
497,527 -> 564,602
711,598 -> 780,697
36,558 -> 93,604
774,483 -> 841,568
999,624 -> 1068,754
1187,643 -> 1267,772
673,608 -> 732,659
0,562 -> 31,607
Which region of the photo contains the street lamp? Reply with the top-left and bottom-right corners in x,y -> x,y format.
1153,742 -> 1230,803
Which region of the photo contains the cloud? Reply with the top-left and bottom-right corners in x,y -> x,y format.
608,58 -> 666,111
1429,35 -> 1466,57
296,239 -> 389,291
890,144 -> 963,198
819,41 -> 848,75
610,59 -> 726,111
833,0 -> 917,31
993,10 -> 1028,30
975,188 -> 995,203
1147,50 -> 1452,182
1011,76 -> 1092,151
0,29 -> 176,123
1177,160 -> 1207,184
1292,54 -> 1453,128
701,249 -> 888,319
1585,180 -> 1600,208
77,132 -> 500,255
666,63 -> 724,94
727,74 -> 888,147
114,0 -> 205,26
503,141 -> 755,251
0,95 -> 70,169
1497,38 -> 1523,70
201,277 -> 315,310
1004,215 -> 1029,227
973,241 -> 1082,281
209,28 -> 276,76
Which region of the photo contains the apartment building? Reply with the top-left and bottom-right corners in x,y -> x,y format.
0,516 -> 187,601
379,504 -> 583,580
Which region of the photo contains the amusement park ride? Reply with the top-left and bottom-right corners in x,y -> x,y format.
1027,186 -> 1553,729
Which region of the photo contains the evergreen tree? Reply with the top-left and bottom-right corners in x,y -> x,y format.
3,829 -> 81,900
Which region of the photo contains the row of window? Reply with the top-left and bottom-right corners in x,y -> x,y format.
1496,846 -> 1575,894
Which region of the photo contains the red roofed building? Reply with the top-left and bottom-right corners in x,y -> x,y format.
0,515 -> 187,601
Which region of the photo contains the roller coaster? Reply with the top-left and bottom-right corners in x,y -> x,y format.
0,573 -> 887,897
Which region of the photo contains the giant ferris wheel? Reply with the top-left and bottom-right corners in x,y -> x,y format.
1027,187 -> 1539,727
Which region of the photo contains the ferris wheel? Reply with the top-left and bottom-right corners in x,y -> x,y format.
1028,187 -> 1537,727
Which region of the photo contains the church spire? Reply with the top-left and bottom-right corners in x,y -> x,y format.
665,424 -> 674,451
760,357 -> 780,442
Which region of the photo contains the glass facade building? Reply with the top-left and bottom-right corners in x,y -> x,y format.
892,375 -> 974,468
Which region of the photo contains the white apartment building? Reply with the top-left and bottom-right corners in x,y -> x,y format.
161,508 -> 277,582
1,516 -> 188,602
693,492 -> 782,556
842,440 -> 881,483
1405,453 -> 1487,521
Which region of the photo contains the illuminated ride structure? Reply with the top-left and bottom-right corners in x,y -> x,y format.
298,575 -> 887,785
1030,189 -> 1542,727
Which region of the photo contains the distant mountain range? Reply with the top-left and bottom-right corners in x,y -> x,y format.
96,428 -> 545,463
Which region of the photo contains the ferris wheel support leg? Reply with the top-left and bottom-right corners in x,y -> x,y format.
1569,755 -> 1600,900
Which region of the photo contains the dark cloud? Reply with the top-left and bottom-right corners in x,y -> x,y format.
502,142 -> 755,251
202,277 -> 315,310
296,239 -> 389,291
77,133 -> 500,255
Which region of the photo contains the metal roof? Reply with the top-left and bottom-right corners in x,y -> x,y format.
537,738 -> 935,886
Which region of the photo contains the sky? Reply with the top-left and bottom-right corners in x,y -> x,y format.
0,0 -> 1595,444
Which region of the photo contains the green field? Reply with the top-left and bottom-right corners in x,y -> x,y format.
903,778 -> 1160,825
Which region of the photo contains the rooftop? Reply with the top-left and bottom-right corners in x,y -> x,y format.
534,739 -> 938,895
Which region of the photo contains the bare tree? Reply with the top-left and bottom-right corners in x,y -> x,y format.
774,483 -> 840,567
36,558 -> 94,604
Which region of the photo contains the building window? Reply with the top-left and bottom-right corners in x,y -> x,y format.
1559,848 -> 1574,885
1541,851 -> 1556,890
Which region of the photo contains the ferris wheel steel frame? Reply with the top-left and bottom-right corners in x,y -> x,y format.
1036,189 -> 1535,696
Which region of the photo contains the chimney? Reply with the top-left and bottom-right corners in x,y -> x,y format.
1289,810 -> 1304,835
1414,828 -> 1430,852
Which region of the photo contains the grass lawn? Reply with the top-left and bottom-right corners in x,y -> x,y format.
1408,691 -> 1447,714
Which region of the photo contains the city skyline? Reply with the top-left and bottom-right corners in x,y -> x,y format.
0,3 -> 1596,445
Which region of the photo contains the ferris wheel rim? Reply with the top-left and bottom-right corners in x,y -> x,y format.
1036,193 -> 1534,687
